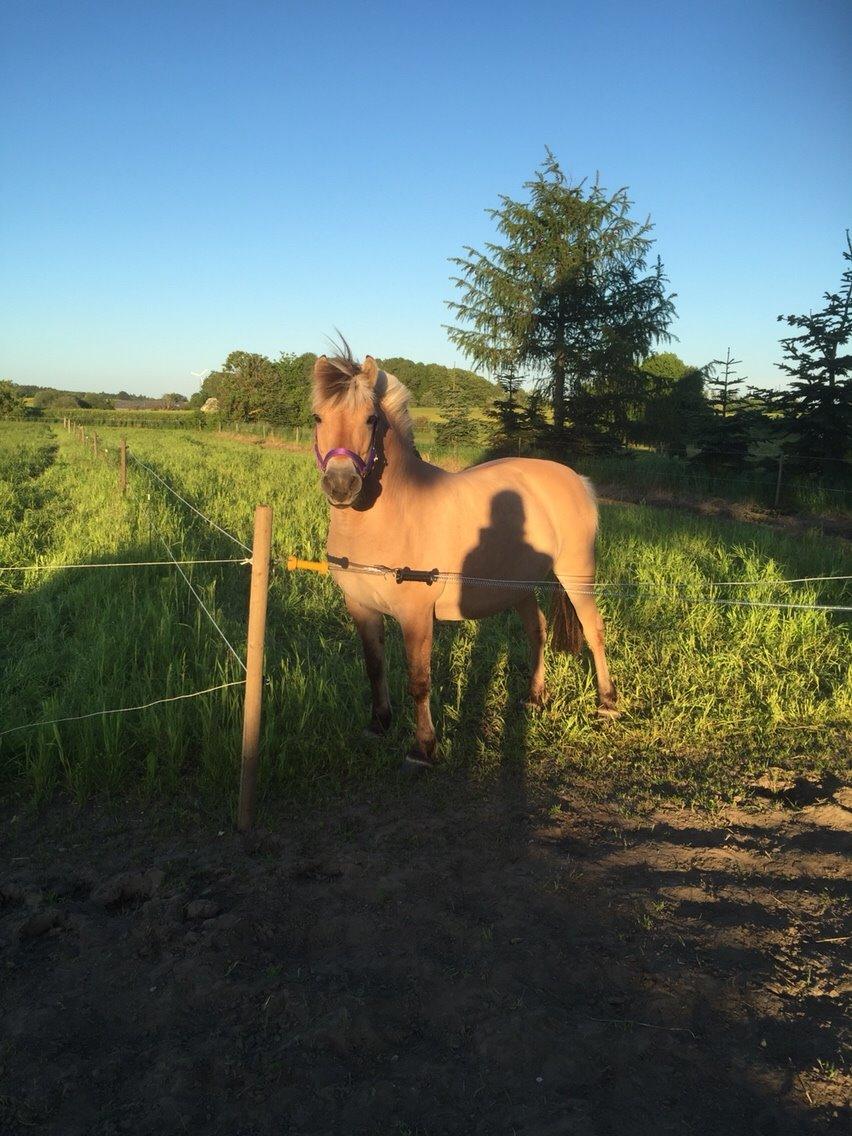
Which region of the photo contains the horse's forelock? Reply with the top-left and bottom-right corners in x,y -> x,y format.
312,347 -> 414,446
313,363 -> 376,418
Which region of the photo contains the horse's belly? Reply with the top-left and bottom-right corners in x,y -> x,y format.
434,583 -> 534,621
332,572 -> 398,616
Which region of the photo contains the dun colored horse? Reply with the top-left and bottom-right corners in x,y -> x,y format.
312,347 -> 617,768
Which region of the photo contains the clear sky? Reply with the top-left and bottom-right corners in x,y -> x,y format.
2,0 -> 850,398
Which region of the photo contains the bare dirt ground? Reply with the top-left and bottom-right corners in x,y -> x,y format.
1,773 -> 849,1136
594,488 -> 852,542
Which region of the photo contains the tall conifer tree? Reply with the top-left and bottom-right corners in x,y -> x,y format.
446,150 -> 675,446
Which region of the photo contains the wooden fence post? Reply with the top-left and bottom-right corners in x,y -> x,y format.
774,454 -> 784,509
237,504 -> 273,832
93,433 -> 98,457
119,438 -> 127,495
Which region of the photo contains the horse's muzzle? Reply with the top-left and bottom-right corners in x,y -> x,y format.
321,465 -> 363,507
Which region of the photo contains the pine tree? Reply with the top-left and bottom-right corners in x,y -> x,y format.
519,390 -> 549,448
486,369 -> 524,449
775,232 -> 852,469
435,378 -> 475,455
693,350 -> 753,470
707,349 -> 743,420
446,150 -> 675,447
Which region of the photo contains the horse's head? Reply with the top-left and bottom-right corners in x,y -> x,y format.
312,351 -> 384,508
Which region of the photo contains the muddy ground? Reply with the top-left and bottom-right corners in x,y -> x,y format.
1,773 -> 849,1136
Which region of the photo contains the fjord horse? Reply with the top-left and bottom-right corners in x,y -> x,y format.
312,349 -> 617,768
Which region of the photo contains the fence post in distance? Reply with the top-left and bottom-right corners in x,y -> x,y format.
119,438 -> 127,495
237,504 -> 273,832
774,454 -> 784,509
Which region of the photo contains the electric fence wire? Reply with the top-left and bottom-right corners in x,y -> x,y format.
160,537 -> 248,672
0,447 -> 252,738
0,681 -> 247,741
292,559 -> 852,613
0,558 -> 249,573
128,451 -> 253,554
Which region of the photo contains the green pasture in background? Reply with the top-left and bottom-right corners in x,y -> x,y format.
1,421 -> 849,812
47,404 -> 852,518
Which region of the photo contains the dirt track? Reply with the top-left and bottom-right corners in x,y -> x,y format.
1,775 -> 849,1136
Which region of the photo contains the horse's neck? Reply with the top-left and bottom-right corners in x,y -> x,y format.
327,427 -> 426,547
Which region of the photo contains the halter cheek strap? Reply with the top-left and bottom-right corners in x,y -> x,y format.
314,418 -> 379,479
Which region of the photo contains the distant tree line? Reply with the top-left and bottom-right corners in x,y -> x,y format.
191,351 -> 498,426
2,383 -> 194,413
0,380 -> 25,419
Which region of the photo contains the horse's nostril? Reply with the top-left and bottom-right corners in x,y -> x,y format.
321,468 -> 361,502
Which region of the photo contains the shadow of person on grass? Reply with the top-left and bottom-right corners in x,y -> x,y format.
429,491 -> 561,827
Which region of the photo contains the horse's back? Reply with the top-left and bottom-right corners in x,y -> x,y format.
429,457 -> 598,620
453,456 -> 597,542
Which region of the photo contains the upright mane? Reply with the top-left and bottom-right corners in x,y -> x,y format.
313,339 -> 414,447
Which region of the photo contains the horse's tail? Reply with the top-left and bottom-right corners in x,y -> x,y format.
551,584 -> 584,655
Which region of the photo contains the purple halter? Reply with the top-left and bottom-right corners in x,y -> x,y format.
314,418 -> 379,479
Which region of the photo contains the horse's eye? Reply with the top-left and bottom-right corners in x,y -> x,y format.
366,414 -> 377,426
313,414 -> 322,424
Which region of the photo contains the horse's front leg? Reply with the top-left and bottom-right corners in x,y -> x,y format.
345,596 -> 391,736
517,593 -> 548,707
400,606 -> 436,769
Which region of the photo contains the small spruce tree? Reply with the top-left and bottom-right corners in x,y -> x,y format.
436,378 -> 475,457
486,370 -> 524,450
693,350 -> 753,470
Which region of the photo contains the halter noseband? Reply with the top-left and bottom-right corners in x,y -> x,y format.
314,417 -> 379,479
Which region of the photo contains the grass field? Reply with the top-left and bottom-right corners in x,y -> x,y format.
1,421 -> 849,811
51,403 -> 852,517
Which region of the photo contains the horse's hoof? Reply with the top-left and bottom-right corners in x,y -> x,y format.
596,704 -> 620,719
363,721 -> 390,740
362,711 -> 392,739
402,750 -> 437,773
521,691 -> 548,711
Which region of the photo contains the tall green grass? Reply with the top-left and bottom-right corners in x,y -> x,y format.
1,422 -> 849,810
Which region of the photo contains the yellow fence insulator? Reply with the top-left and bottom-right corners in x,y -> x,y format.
286,555 -> 329,575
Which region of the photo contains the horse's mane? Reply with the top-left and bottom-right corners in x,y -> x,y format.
313,338 -> 415,447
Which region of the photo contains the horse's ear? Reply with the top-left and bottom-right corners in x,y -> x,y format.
361,355 -> 379,387
313,355 -> 339,390
313,355 -> 329,380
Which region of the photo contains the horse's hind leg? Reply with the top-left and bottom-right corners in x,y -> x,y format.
516,593 -> 547,707
556,572 -> 618,717
345,596 -> 391,735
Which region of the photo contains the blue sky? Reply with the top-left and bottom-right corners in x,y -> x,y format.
2,0 -> 850,397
